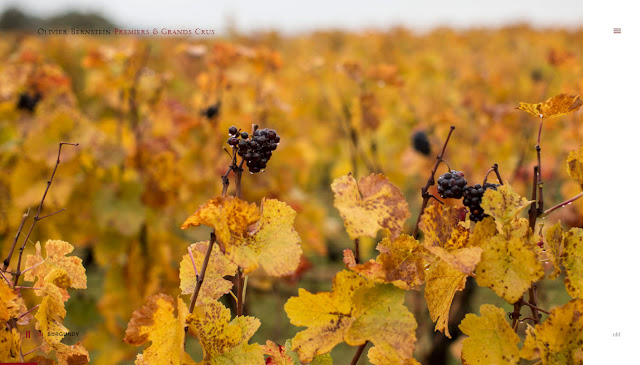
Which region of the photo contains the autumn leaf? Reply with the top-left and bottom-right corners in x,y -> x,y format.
179,241 -> 237,307
424,261 -> 467,338
480,183 -> 534,225
43,342 -> 91,365
124,294 -> 194,365
521,299 -> 583,364
23,240 -> 87,297
285,270 -> 417,363
459,304 -> 520,365
0,280 -> 25,323
566,146 -> 583,187
419,205 -> 469,251
35,282 -> 68,345
544,223 -> 564,279
343,234 -> 429,290
474,218 -> 544,303
182,197 -> 302,276
331,173 -> 410,240
516,94 -> 583,119
562,228 -> 583,298
228,198 -> 303,276
263,339 -> 333,365
181,196 -> 260,246
186,300 -> 263,365
0,327 -> 20,362
419,204 -> 481,337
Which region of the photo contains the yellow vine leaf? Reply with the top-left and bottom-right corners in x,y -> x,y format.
419,204 -> 481,337
521,299 -> 583,364
0,327 -> 20,362
285,270 -> 417,363
516,94 -> 583,119
367,346 -> 421,365
419,205 -> 469,251
186,300 -> 263,365
544,223 -> 564,279
0,280 -> 24,323
181,196 -> 261,246
124,293 -> 194,365
467,217 -> 498,247
459,304 -> 520,365
44,342 -> 91,365
480,183 -> 534,225
474,219 -> 544,303
35,282 -> 68,345
182,197 -> 302,276
230,198 -> 303,276
566,146 -> 583,187
562,228 -> 583,298
343,234 -> 429,290
331,173 -> 410,240
179,241 -> 237,307
263,339 -> 333,365
23,240 -> 87,297
424,260 -> 466,338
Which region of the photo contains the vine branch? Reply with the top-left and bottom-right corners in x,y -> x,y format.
412,126 -> 455,238
12,142 -> 78,287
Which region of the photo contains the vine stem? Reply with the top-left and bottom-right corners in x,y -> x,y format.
540,192 -> 583,217
482,163 -> 504,185
2,208 -> 30,272
350,342 -> 368,365
188,230 -> 216,314
12,142 -> 78,287
412,126 -> 455,238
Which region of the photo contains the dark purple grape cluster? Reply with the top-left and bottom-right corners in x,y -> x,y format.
226,125 -> 280,173
463,183 -> 499,222
16,92 -> 41,113
437,171 -> 467,199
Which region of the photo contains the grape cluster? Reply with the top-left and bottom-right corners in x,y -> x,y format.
16,92 -> 41,113
411,130 -> 431,156
437,171 -> 467,199
462,183 -> 499,222
226,125 -> 280,173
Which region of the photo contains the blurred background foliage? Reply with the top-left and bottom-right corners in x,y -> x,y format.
0,7 -> 581,363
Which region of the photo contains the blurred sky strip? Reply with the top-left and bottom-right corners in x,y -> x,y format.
1,0 -> 582,34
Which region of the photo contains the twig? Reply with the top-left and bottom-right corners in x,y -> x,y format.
522,301 -> 550,315
350,342 -> 368,365
482,163 -> 504,185
2,208 -> 29,271
18,304 -> 39,320
540,192 -> 583,217
412,126 -> 456,238
188,246 -> 199,277
188,230 -> 216,313
20,260 -> 44,275
13,142 -> 78,287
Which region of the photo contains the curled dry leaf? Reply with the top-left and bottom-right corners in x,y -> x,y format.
331,173 -> 410,240
516,94 -> 583,119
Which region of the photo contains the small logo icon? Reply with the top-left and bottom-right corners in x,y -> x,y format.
614,28 -> 622,34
